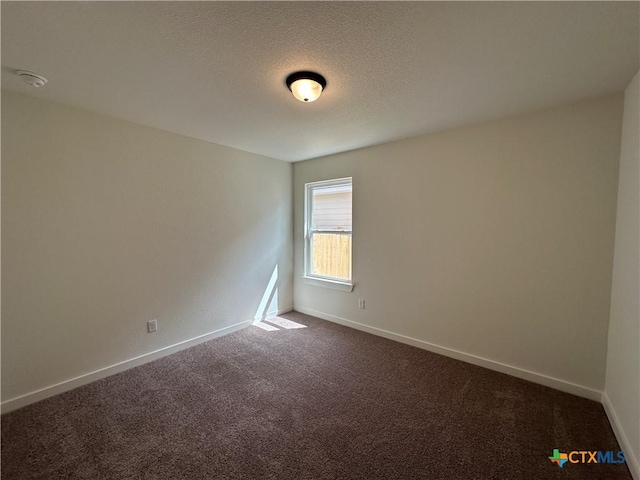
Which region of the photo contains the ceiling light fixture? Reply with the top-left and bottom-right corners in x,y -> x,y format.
286,71 -> 326,103
16,70 -> 48,88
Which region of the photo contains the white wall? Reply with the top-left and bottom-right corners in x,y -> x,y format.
294,94 -> 623,397
604,71 -> 640,480
1,91 -> 293,405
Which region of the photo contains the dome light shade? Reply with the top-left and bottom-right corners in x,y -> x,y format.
286,71 -> 326,103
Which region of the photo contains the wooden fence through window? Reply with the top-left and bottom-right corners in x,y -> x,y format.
312,233 -> 351,280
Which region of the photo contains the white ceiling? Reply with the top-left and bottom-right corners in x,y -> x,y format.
2,2 -> 638,162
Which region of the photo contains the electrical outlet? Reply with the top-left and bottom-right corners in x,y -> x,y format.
147,319 -> 157,333
358,299 -> 365,309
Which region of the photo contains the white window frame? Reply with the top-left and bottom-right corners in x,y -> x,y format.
303,177 -> 354,292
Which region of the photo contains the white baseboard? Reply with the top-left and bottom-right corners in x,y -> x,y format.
1,307 -> 292,414
602,392 -> 640,480
294,306 -> 602,402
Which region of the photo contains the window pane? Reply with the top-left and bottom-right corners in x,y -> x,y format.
312,233 -> 352,280
311,185 -> 352,231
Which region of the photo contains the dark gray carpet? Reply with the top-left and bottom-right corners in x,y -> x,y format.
1,311 -> 631,479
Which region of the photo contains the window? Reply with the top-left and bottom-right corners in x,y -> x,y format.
304,177 -> 353,286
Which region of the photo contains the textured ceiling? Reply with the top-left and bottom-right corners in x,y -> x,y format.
2,2 -> 639,162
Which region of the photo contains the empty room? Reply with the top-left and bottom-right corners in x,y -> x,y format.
1,2 -> 639,479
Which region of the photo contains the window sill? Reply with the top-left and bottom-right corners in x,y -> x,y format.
302,276 -> 354,292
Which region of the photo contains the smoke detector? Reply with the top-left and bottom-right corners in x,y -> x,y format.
16,70 -> 48,88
